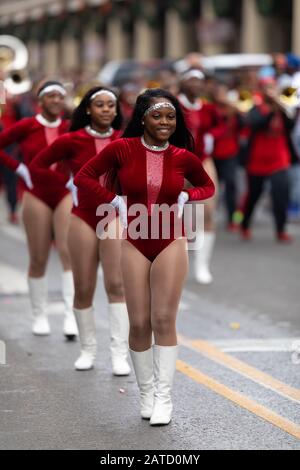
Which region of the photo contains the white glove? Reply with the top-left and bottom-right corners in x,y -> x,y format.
204,133 -> 214,155
177,191 -> 189,219
15,163 -> 33,189
111,195 -> 128,228
66,176 -> 78,207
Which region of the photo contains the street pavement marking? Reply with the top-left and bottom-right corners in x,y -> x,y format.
209,337 -> 300,353
0,263 -> 28,295
179,335 -> 300,404
177,359 -> 300,441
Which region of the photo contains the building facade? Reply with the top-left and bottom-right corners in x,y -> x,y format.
0,0 -> 299,75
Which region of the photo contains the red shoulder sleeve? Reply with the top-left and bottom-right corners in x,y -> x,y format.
183,150 -> 215,201
0,119 -> 31,170
29,133 -> 74,185
74,139 -> 123,205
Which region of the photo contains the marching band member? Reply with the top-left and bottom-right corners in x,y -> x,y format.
74,89 -> 215,425
31,87 -> 131,375
0,81 -> 77,339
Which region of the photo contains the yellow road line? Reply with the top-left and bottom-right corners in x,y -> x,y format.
177,359 -> 300,441
178,336 -> 300,403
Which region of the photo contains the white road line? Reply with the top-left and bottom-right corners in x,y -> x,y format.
210,338 -> 300,353
0,263 -> 28,295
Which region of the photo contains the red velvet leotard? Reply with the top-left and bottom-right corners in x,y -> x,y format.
30,127 -> 120,229
0,115 -> 69,209
74,137 -> 215,261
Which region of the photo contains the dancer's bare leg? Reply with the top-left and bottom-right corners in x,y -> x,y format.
68,215 -> 99,369
53,194 -> 73,271
150,238 -> 188,346
22,192 -> 52,278
99,217 -> 125,303
68,215 -> 98,309
100,217 -> 130,375
121,240 -> 152,352
54,195 -> 77,337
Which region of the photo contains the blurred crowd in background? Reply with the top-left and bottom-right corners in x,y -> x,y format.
1,49 -> 300,232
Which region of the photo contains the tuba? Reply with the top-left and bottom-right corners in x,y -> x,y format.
0,35 -> 32,96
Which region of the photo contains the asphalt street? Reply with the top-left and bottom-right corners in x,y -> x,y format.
0,196 -> 299,450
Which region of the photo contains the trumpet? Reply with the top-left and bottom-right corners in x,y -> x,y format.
0,35 -> 32,96
279,86 -> 299,108
226,89 -> 254,113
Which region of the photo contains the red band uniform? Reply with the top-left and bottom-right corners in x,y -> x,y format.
30,127 -> 121,229
0,115 -> 69,209
74,137 -> 215,262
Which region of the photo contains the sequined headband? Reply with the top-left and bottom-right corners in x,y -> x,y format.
90,90 -> 117,102
38,85 -> 66,98
143,102 -> 176,117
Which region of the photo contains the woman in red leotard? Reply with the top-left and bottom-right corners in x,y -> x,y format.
0,81 -> 77,339
74,89 -> 215,426
31,87 -> 131,375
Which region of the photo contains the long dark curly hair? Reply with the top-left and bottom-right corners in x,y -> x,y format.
122,88 -> 194,152
70,86 -> 123,132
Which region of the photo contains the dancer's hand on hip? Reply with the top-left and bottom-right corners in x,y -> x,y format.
177,191 -> 189,219
66,176 -> 79,207
16,163 -> 33,189
111,195 -> 128,228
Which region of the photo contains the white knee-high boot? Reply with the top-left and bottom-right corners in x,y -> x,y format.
28,276 -> 50,336
73,307 -> 97,370
194,232 -> 216,285
130,348 -> 154,419
150,345 -> 178,426
61,271 -> 78,339
108,303 -> 131,376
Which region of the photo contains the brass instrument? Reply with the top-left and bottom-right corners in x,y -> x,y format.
279,86 -> 299,108
277,74 -> 300,112
227,89 -> 254,113
0,35 -> 31,96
